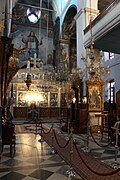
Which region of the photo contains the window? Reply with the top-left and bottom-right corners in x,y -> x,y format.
104,52 -> 114,61
109,52 -> 114,60
27,8 -> 41,24
108,80 -> 115,103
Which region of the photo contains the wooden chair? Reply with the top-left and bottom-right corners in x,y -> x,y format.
101,112 -> 110,141
2,123 -> 16,157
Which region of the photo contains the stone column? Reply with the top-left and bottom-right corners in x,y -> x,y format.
33,53 -> 37,68
75,0 -> 99,96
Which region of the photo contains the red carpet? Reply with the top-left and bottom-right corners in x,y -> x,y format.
42,132 -> 120,180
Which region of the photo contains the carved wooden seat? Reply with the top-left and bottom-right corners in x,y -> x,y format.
2,122 -> 16,157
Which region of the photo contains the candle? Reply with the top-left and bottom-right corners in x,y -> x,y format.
34,53 -> 36,68
34,53 -> 37,58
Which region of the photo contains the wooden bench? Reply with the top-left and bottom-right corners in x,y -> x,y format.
2,122 -> 16,157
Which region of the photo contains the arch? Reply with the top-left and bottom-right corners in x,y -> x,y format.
62,5 -> 77,40
61,1 -> 78,25
62,5 -> 77,73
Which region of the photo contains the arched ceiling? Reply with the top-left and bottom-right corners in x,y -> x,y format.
12,0 -> 56,34
13,0 -> 115,19
62,6 -> 77,40
17,0 -> 55,10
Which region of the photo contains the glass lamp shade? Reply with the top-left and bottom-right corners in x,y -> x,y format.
27,8 -> 41,23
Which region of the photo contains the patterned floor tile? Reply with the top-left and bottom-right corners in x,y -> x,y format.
22,177 -> 39,180
14,168 -> 37,176
40,159 -> 60,165
0,172 -> 11,178
103,149 -> 115,154
48,154 -> 64,162
55,165 -> 69,175
0,171 -> 26,180
2,158 -> 23,167
41,165 -> 63,172
29,169 -> 53,180
1,122 -> 120,180
46,173 -> 73,180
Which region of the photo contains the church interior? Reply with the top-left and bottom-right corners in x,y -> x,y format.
0,0 -> 120,179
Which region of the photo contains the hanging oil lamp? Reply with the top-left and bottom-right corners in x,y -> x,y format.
25,73 -> 32,90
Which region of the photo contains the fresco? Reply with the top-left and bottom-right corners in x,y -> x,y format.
11,1 -> 56,67
12,26 -> 54,66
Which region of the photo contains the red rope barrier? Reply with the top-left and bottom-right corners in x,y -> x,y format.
74,142 -> 120,176
40,122 -> 52,134
42,126 -> 52,134
90,127 -> 112,147
53,129 -> 70,148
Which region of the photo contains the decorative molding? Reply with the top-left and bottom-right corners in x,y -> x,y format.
74,9 -> 84,21
84,1 -> 120,48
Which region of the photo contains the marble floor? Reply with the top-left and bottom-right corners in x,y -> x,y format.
0,120 -> 120,180
0,133 -> 82,180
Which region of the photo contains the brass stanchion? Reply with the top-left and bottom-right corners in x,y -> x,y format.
38,119 -> 44,143
111,122 -> 120,169
33,110 -> 39,135
66,127 -> 75,177
65,117 -> 70,141
83,116 -> 90,153
49,123 -> 56,154
32,109 -> 40,144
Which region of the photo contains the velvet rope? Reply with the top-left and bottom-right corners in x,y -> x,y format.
74,142 -> 120,176
53,129 -> 70,148
24,118 -> 34,124
90,127 -> 112,147
24,117 -> 41,125
40,122 -> 52,134
18,118 -> 41,125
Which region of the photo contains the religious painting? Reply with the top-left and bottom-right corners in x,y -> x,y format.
87,76 -> 104,111
11,1 -> 55,67
40,92 -> 48,107
18,92 -> 26,107
50,93 -> 58,107
60,43 -> 69,63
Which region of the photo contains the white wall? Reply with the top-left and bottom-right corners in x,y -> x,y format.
103,54 -> 120,101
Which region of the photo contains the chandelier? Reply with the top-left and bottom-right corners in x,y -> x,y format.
27,8 -> 41,23
88,45 -> 110,79
81,0 -> 110,81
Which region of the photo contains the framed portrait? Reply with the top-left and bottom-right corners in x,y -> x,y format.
86,76 -> 104,111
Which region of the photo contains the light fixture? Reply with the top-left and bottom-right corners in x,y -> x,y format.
82,96 -> 87,104
27,8 -> 41,23
25,91 -> 44,105
72,97 -> 76,104
24,73 -> 32,90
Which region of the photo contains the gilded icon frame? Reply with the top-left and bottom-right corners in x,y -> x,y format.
86,76 -> 104,111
